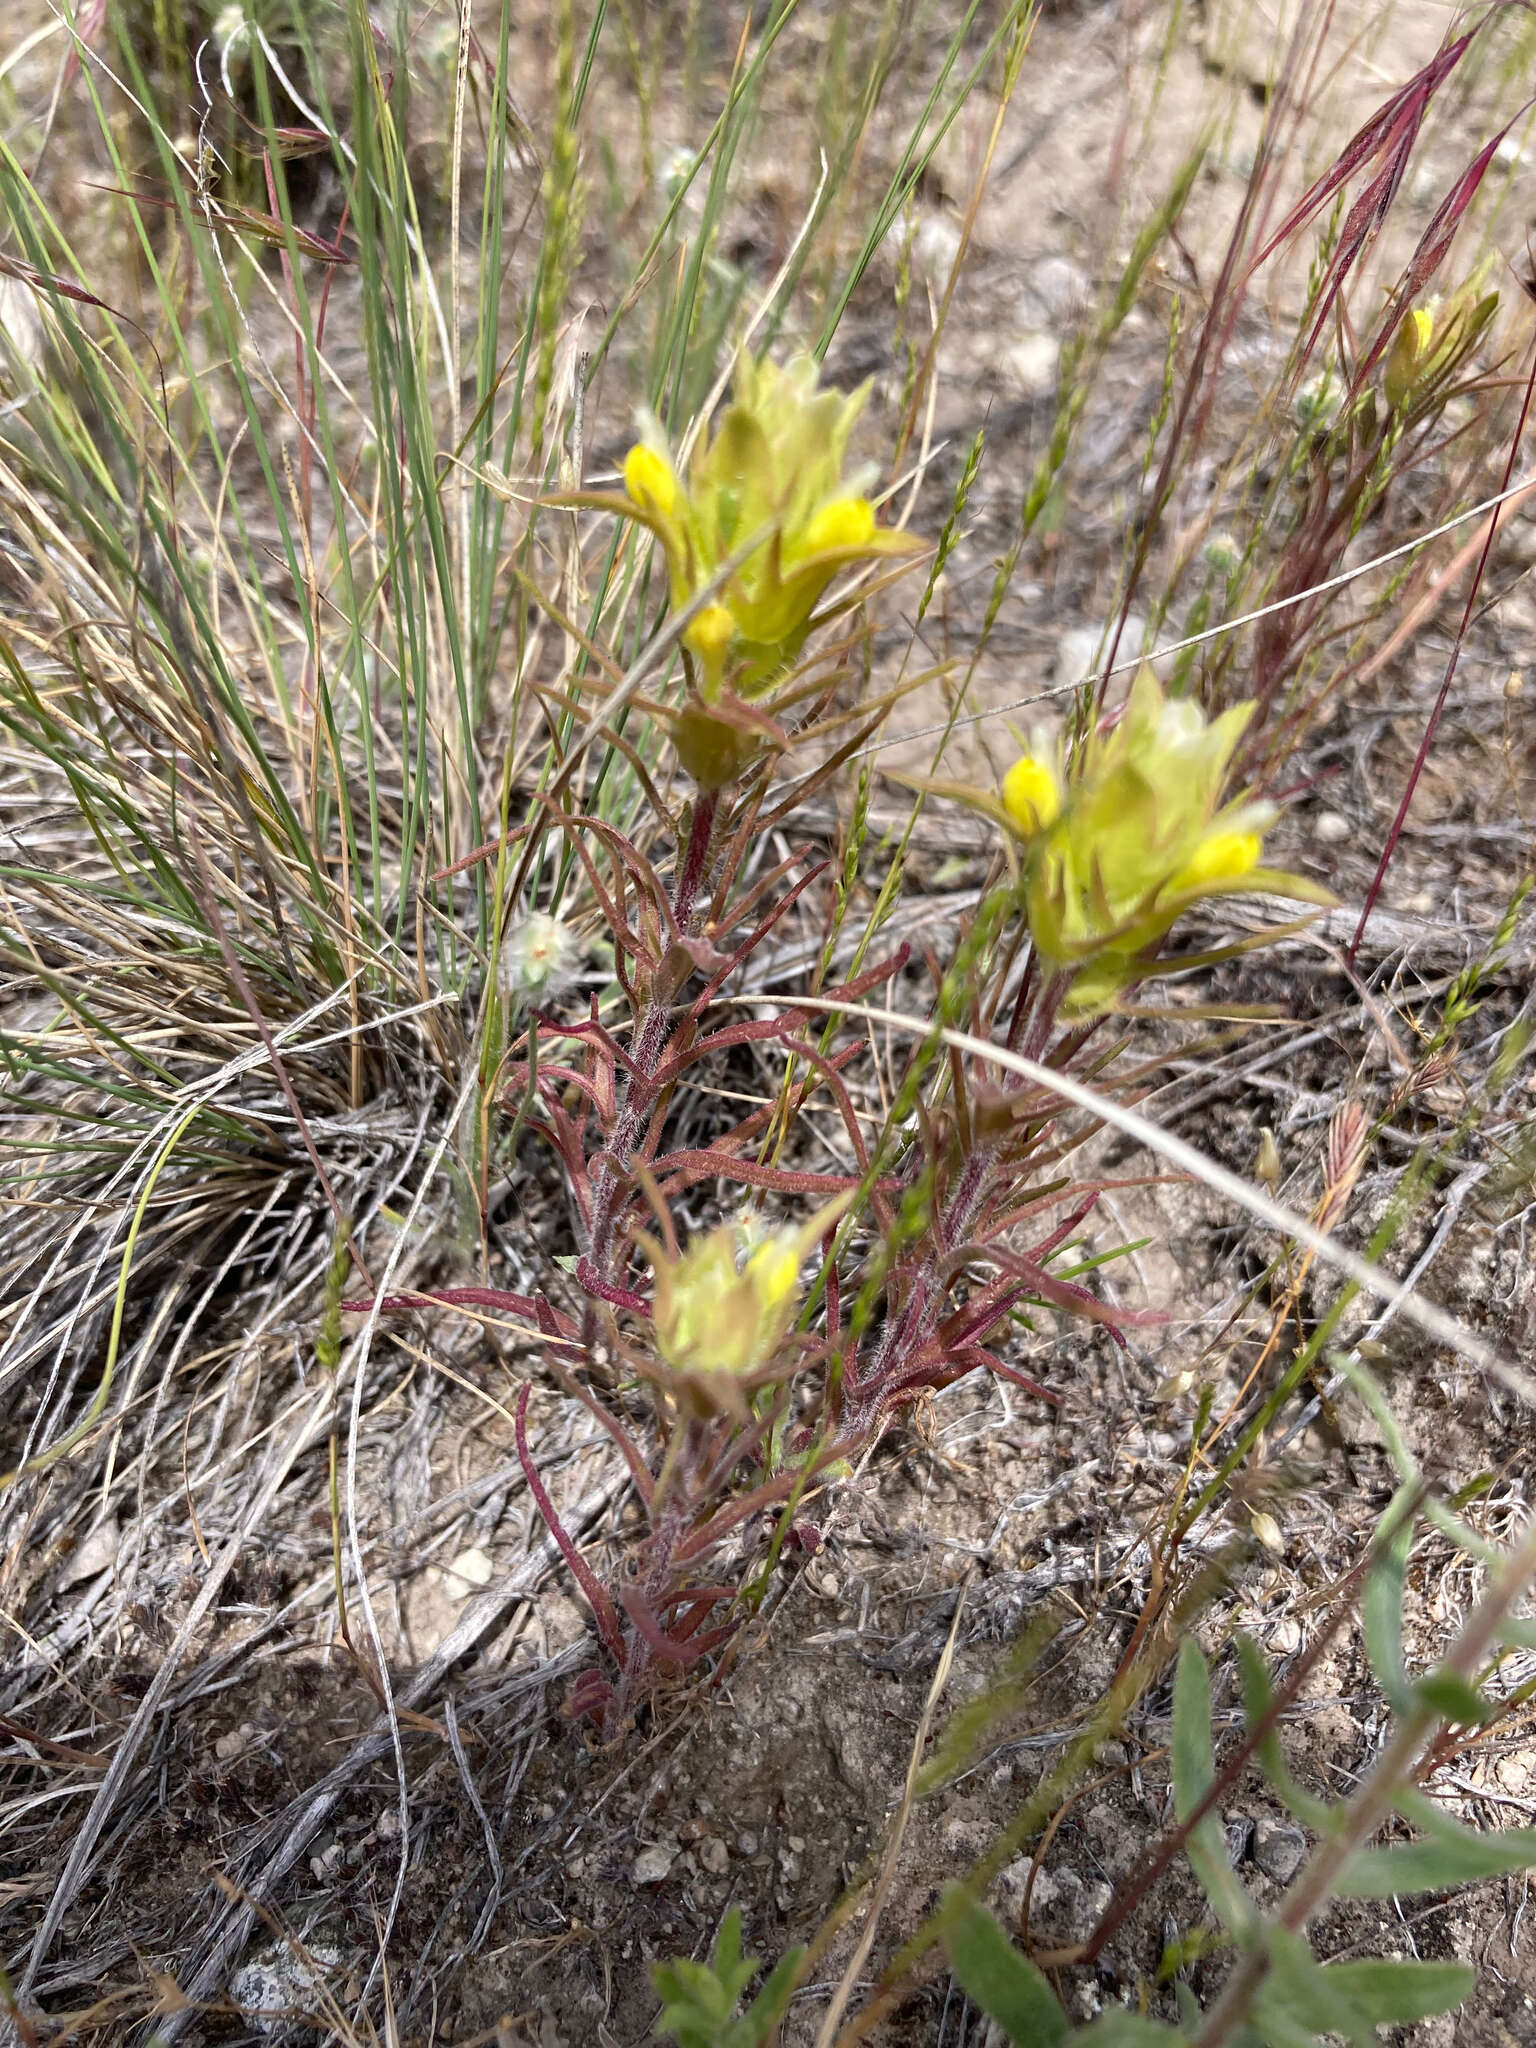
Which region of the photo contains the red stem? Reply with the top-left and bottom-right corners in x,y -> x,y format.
514,1384 -> 625,1664
1349,335 -> 1536,964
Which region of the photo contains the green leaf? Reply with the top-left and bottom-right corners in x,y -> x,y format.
941,1886 -> 1068,2046
1173,1641 -> 1254,1934
1256,1927 -> 1374,2048
1234,1634 -> 1333,1832
1172,1642 -> 1216,1820
1075,2013 -> 1192,2046
1338,1816 -> 1536,1897
652,1910 -> 774,2048
1366,1789 -> 1536,1894
1247,1986 -> 1326,2048
1361,1489 -> 1414,1716
1322,1959 -> 1475,2024
1412,1669 -> 1493,1727
738,1944 -> 805,2046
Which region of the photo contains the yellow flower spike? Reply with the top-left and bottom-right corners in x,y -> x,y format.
795,496 -> 876,558
1171,828 -> 1261,894
623,442 -> 679,519
1002,755 -> 1061,838
1002,667 -> 1336,1017
640,1194 -> 852,1416
591,358 -> 926,778
1384,305 -> 1435,410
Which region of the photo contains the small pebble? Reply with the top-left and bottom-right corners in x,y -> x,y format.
698,1836 -> 729,1875
1252,1815 -> 1307,1884
1081,1880 -> 1113,1921
442,1546 -> 495,1600
631,1843 -> 676,1885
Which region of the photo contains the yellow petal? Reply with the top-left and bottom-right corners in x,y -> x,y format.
1173,829 -> 1260,892
797,496 -> 876,555
745,1236 -> 801,1317
624,442 -> 679,519
683,602 -> 737,679
1384,305 -> 1435,409
1002,754 -> 1061,837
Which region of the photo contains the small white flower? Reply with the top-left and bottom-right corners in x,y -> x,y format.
658,145 -> 697,204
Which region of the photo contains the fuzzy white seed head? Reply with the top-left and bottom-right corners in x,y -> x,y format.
213,5 -> 252,62
1202,531 -> 1240,575
498,913 -> 578,1005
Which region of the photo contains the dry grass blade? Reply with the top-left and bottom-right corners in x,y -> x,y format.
812,1575 -> 974,2048
735,995 -> 1522,1391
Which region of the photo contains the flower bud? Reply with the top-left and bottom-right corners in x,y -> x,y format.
1384,305 -> 1434,410
639,1197 -> 850,1414
1002,754 -> 1061,838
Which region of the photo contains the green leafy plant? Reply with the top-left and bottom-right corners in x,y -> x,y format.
889,1417 -> 1536,2048
2,3 -> 1531,2044
652,1909 -> 803,2048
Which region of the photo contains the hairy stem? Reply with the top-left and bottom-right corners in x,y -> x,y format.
581,788 -> 720,1344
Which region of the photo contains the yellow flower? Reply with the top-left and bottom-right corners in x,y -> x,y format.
1002,754 -> 1061,838
1171,828 -> 1261,893
1383,306 -> 1435,411
1381,271 -> 1500,414
610,355 -> 920,708
623,442 -> 678,519
681,602 -> 738,697
793,496 -> 876,559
